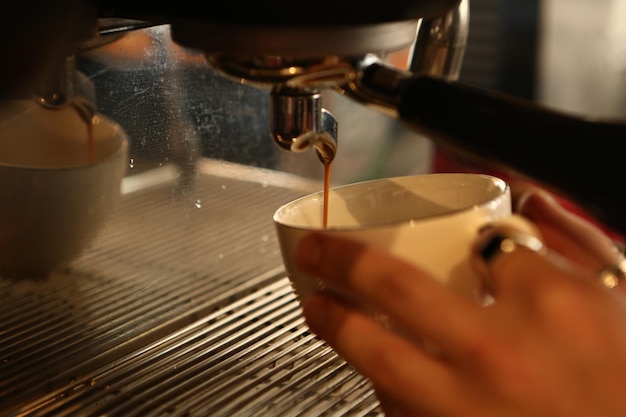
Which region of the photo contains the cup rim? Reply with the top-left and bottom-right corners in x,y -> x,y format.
273,173 -> 509,231
0,133 -> 128,172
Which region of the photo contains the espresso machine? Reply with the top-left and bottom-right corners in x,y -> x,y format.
1,1 -> 625,415
5,0 -> 626,232
4,0 -> 626,230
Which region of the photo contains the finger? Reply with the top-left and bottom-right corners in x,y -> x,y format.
302,292 -> 455,415
508,178 -> 538,207
472,224 -> 587,298
517,189 -> 624,274
295,232 -> 484,351
375,387 -> 428,417
474,209 -> 626,297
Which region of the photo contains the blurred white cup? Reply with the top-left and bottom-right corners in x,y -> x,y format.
274,173 -> 539,304
0,100 -> 128,278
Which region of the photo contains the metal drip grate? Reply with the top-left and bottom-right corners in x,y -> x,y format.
0,160 -> 382,416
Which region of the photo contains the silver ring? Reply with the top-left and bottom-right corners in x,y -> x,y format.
478,231 -> 546,265
474,230 -> 547,294
598,259 -> 626,289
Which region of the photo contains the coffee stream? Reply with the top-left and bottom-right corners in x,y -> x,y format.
86,122 -> 95,165
315,136 -> 336,229
323,162 -> 331,228
69,99 -> 96,165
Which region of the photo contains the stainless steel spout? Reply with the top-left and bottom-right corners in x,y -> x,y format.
270,85 -> 338,164
189,1 -> 469,164
32,55 -> 77,108
197,20 -> 420,163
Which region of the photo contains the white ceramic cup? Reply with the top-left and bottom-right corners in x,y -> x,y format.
274,173 -> 539,304
0,100 -> 128,278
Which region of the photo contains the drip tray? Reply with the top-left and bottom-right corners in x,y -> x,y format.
0,160 -> 381,416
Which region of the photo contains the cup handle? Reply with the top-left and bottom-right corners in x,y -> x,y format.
486,213 -> 543,242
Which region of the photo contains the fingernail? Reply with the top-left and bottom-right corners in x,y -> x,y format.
295,233 -> 323,271
302,294 -> 327,332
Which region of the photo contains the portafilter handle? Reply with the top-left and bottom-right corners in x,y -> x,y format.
344,63 -> 626,234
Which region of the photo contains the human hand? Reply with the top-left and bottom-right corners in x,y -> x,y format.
294,187 -> 626,417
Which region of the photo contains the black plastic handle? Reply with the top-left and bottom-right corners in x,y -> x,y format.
398,76 -> 626,234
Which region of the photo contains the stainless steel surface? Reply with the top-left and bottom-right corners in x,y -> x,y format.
336,0 -> 468,117
0,160 -> 382,416
412,0 -> 469,80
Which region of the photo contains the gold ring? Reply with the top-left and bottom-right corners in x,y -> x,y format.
598,259 -> 626,289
